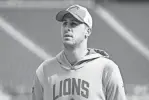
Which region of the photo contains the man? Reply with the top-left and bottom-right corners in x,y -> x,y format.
32,4 -> 127,100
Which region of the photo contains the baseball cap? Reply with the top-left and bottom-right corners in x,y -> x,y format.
56,4 -> 92,29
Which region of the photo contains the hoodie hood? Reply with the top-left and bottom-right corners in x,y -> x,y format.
56,48 -> 109,70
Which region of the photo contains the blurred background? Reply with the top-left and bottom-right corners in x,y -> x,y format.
0,0 -> 149,100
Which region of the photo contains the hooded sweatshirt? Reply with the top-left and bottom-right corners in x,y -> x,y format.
32,48 -> 126,100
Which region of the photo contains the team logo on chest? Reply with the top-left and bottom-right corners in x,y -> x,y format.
53,78 -> 90,100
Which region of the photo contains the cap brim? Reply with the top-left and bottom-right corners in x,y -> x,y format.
56,10 -> 83,22
56,10 -> 70,22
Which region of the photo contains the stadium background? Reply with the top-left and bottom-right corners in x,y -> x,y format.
0,0 -> 149,100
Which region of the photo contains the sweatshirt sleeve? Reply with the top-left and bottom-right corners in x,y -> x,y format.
32,63 -> 45,100
103,60 -> 127,100
32,74 -> 44,100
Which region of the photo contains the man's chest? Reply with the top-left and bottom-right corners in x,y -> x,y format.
43,62 -> 105,100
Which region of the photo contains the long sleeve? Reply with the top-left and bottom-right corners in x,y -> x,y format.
32,75 -> 44,100
32,63 -> 45,100
103,60 -> 127,100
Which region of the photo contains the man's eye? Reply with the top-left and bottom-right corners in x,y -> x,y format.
63,22 -> 67,26
70,22 -> 78,27
62,21 -> 78,27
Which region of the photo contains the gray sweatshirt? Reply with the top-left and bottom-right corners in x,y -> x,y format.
32,48 -> 127,100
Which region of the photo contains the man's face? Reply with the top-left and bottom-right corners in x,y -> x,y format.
61,13 -> 88,48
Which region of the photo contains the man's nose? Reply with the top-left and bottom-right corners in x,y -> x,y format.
65,26 -> 72,32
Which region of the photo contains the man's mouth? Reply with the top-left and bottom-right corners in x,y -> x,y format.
64,34 -> 73,38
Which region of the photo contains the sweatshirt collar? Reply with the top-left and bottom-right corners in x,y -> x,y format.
56,48 -> 109,70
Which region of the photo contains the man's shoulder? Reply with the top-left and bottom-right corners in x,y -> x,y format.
98,57 -> 119,72
36,57 -> 58,74
100,57 -> 121,82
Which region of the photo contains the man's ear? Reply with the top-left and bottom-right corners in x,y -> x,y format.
86,28 -> 91,37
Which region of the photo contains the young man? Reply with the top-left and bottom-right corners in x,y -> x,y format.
32,4 -> 127,100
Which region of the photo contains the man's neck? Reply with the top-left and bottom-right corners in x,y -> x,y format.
64,43 -> 88,66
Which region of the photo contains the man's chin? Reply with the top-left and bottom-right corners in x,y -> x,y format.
63,41 -> 75,48
63,41 -> 74,45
